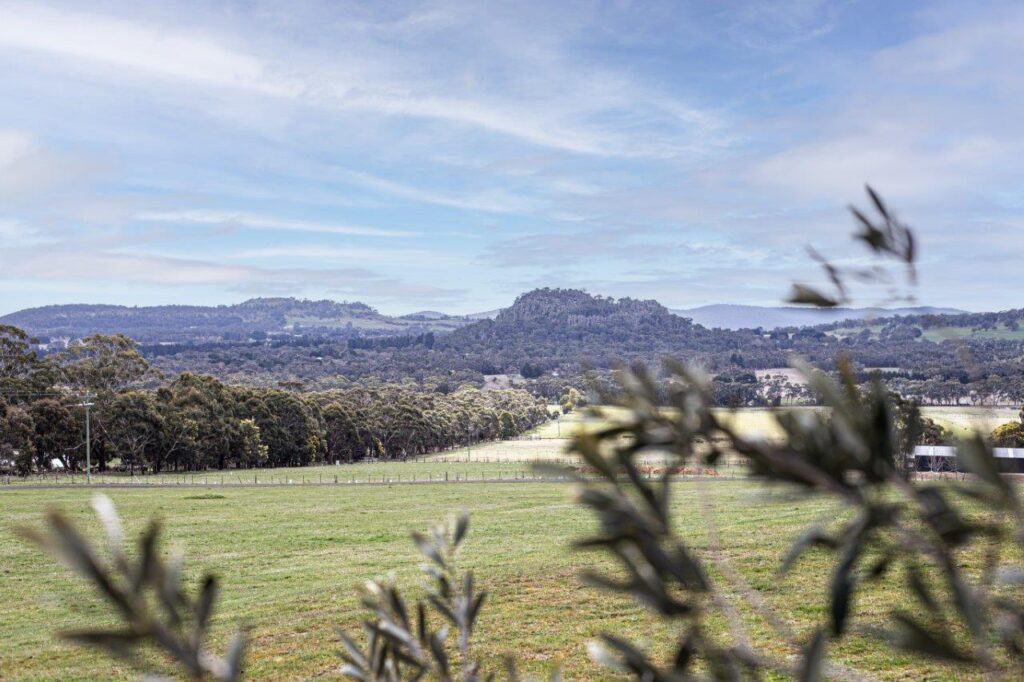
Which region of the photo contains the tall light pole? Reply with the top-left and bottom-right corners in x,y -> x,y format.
75,395 -> 94,484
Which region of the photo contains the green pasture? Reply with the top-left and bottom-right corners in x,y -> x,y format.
921,324 -> 1024,343
543,405 -> 1013,443
1,480 -> 1005,680
922,406 -> 1020,439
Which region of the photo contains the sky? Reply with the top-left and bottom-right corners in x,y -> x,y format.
0,0 -> 1021,316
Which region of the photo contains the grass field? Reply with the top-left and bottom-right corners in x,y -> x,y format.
921,324 -> 1024,343
541,405 -> 1016,444
921,406 -> 1020,439
1,480 -> 1010,680
537,406 -> 827,442
828,323 -> 1024,343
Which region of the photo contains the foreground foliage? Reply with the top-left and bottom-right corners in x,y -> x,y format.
20,495 -> 245,680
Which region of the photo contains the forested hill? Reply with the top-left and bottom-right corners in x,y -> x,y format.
0,298 -> 473,343
119,288 -> 774,387
439,288 -> 767,372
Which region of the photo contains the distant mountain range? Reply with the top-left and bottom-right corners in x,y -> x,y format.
8,288 -> 1018,398
130,288 -> 1022,396
0,298 -> 474,344
0,295 -> 972,346
670,304 -> 968,330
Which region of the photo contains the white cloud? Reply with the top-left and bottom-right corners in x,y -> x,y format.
0,218 -> 41,242
749,134 -> 1001,200
0,129 -> 34,164
0,245 -> 463,300
226,245 -> 457,266
330,168 -> 540,214
136,209 -> 418,238
0,2 -> 726,158
0,128 -> 105,201
0,3 -> 298,96
872,7 -> 1024,83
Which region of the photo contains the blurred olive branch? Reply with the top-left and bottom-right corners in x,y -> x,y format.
789,185 -> 917,308
19,494 -> 245,680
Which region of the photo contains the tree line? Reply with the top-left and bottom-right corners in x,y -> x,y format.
0,325 -> 550,476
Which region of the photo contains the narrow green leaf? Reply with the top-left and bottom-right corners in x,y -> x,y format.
788,284 -> 839,308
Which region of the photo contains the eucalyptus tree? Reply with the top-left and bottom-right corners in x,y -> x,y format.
105,391 -> 162,475
28,397 -> 83,471
0,399 -> 36,474
0,324 -> 54,401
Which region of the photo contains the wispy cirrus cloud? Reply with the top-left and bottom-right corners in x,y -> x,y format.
226,245 -> 458,267
0,244 -> 465,300
0,1 -> 724,159
0,129 -> 108,202
136,209 -> 418,238
0,4 -> 298,96
749,133 -> 1002,200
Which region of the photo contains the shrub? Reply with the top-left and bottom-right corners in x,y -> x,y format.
992,421 -> 1024,447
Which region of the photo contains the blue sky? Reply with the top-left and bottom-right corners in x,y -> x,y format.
0,0 -> 1021,315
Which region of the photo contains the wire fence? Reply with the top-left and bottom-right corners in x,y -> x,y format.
1,470 -> 570,487
0,456 -> 747,488
0,468 -> 744,489
1,435 -> 762,488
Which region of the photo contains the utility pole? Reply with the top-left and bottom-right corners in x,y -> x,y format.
76,394 -> 95,484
